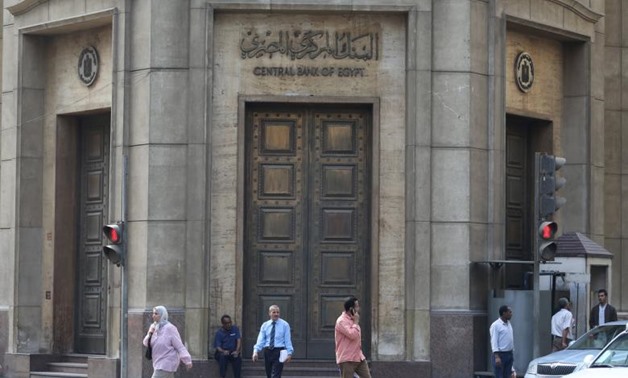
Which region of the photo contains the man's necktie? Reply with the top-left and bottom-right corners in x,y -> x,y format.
269,321 -> 276,349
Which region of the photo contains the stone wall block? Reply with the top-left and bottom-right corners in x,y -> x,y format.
622,49 -> 628,109
470,73 -> 488,149
186,144 -> 206,221
146,221 -> 187,306
562,96 -> 588,165
187,68 -> 207,144
126,220 -> 147,306
15,307 -> 41,352
149,70 -> 189,144
128,145 -> 149,221
14,3 -> 49,29
603,110 -> 622,174
430,263 -> 470,308
591,32 -> 605,101
591,98 -> 605,167
2,26 -> 17,91
563,44 -> 587,98
500,0 -> 531,19
189,5 -> 207,69
411,69 -> 432,147
432,148 -> 470,222
470,149 -> 488,223
0,229 -> 15,303
0,160 -> 16,228
20,37 -> 46,90
1,126 -> 16,161
590,166 -> 605,237
17,227 -> 43,306
148,145 -> 187,221
470,0 -> 488,75
432,72 -> 471,147
2,91 -> 17,131
431,223 -> 469,267
408,146 -> 430,222
605,173 -> 621,238
605,46 -> 621,111
408,308 -> 430,360
433,0 -> 470,72
18,158 -> 43,227
151,0 -> 189,68
20,117 -> 43,159
49,0 -> 86,20
130,0 -> 151,71
185,220 -> 206,308
561,164 -> 588,233
530,0 -> 563,30
407,220 -> 430,309
86,1 -> 117,14
129,69 -> 150,146
414,10 -> 432,71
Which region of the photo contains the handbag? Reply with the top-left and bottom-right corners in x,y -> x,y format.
145,333 -> 153,360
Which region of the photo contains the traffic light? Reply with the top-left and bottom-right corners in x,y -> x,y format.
103,221 -> 125,267
535,153 -> 566,261
538,221 -> 557,261
537,154 -> 566,218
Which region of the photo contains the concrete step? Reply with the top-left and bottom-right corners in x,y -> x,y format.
48,362 -> 88,374
30,372 -> 87,378
242,360 -> 340,377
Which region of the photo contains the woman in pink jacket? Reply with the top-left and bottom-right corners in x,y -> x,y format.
143,306 -> 193,378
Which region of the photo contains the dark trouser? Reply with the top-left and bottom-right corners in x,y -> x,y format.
263,348 -> 285,378
552,335 -> 571,352
338,360 -> 371,378
217,352 -> 242,378
491,351 -> 513,378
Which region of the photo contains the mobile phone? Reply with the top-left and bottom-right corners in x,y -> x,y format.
350,307 -> 355,315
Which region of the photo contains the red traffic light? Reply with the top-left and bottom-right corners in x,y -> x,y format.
539,221 -> 557,240
103,223 -> 124,244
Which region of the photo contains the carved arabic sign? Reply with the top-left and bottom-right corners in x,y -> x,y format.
515,51 -> 534,93
78,46 -> 99,87
240,30 -> 379,61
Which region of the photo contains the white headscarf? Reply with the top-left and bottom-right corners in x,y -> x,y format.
153,305 -> 170,330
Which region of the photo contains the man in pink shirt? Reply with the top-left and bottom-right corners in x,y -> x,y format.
334,296 -> 371,378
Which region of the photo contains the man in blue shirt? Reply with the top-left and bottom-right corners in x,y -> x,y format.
252,305 -> 294,378
213,314 -> 242,378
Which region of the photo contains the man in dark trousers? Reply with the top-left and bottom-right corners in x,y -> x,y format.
252,305 -> 293,378
213,314 -> 242,378
489,305 -> 516,378
589,289 -> 618,329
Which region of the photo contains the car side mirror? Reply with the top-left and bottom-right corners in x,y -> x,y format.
583,354 -> 595,365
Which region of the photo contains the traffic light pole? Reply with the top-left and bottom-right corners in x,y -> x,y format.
533,153 -> 541,360
121,155 -> 128,378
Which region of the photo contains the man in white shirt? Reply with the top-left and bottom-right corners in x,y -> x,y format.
551,297 -> 573,351
489,305 -> 516,378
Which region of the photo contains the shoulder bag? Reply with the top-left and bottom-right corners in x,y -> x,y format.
145,333 -> 153,360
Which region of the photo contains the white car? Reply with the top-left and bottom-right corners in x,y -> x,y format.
562,326 -> 628,377
525,320 -> 628,377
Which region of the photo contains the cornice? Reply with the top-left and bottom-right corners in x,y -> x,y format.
8,0 -> 48,16
548,0 -> 603,23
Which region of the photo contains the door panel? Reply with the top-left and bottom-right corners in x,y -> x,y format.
244,104 -> 370,359
75,115 -> 110,354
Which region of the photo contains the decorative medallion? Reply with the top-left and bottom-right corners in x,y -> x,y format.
515,51 -> 534,93
78,46 -> 99,87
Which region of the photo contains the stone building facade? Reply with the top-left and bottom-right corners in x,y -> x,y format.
0,0 -> 625,377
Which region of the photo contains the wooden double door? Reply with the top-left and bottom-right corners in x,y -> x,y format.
243,104 -> 371,359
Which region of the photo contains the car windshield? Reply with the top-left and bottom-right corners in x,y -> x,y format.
569,325 -> 627,350
590,333 -> 628,368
